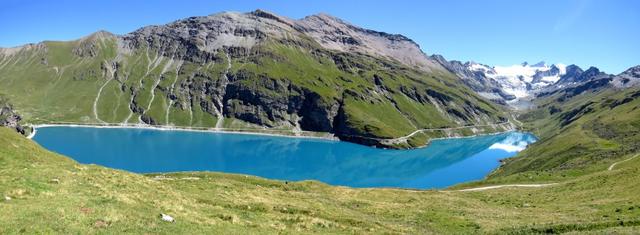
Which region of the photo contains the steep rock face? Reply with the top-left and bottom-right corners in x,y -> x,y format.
120,10 -> 444,72
221,73 -> 339,130
554,64 -> 584,84
531,64 -> 561,84
0,97 -> 24,135
120,11 -> 292,64
295,13 -> 443,72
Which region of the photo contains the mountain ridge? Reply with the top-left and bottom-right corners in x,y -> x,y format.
0,10 -> 510,148
431,54 -> 640,109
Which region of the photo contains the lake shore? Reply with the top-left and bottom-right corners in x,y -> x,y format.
27,123 -> 339,141
26,122 -> 531,150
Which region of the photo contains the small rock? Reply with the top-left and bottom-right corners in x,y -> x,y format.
80,207 -> 93,214
160,213 -> 175,222
94,219 -> 109,228
4,196 -> 11,201
50,178 -> 60,184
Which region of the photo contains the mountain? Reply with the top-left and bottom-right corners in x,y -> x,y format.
533,65 -> 640,103
553,64 -> 584,84
434,54 -> 640,109
430,55 -> 516,104
498,68 -> 640,177
432,55 -> 569,105
612,65 -> 640,88
0,10 -> 512,148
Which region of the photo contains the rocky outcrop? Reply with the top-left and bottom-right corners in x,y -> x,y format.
170,67 -> 342,132
554,64 -> 584,84
531,64 -> 561,84
0,97 -> 25,135
612,65 -> 640,88
119,10 -> 444,72
534,64 -> 640,105
295,13 -> 444,72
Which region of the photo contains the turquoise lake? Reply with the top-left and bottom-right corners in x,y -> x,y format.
32,126 -> 536,189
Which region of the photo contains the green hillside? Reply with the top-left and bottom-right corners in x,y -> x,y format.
1,127 -> 639,233
486,86 -> 640,184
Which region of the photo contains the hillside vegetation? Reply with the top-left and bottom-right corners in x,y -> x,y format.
488,86 -> 640,183
1,127 -> 640,233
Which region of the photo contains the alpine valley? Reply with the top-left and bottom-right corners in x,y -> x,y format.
2,9 -> 640,234
0,10 -> 514,148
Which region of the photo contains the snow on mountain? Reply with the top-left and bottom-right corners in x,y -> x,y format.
470,61 -> 567,99
434,55 -> 638,111
432,55 -> 570,106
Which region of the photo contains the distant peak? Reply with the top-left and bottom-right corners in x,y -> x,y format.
79,30 -> 116,42
250,9 -> 279,18
310,12 -> 343,21
521,62 -> 529,67
584,66 -> 600,73
532,61 -> 546,67
301,12 -> 350,27
620,65 -> 640,76
249,9 -> 293,26
89,30 -> 114,38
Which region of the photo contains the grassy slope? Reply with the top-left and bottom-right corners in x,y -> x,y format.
486,86 -> 640,184
1,127 -> 640,234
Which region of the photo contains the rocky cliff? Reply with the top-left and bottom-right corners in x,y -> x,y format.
0,96 -> 25,135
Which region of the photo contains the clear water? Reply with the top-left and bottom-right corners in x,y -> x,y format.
32,126 -> 536,189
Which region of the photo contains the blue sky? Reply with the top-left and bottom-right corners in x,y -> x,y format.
1,0 -> 638,73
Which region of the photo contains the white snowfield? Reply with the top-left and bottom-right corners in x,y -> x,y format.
468,62 -> 567,99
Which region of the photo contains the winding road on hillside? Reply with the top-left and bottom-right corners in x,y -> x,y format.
385,122 -> 512,143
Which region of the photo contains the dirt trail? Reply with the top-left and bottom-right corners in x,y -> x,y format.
608,154 -> 639,171
455,183 -> 558,192
454,153 -> 640,192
